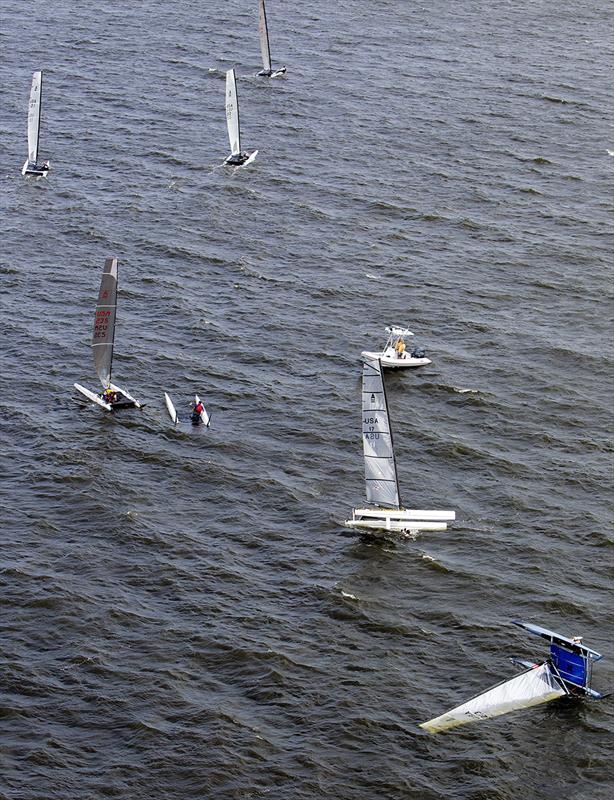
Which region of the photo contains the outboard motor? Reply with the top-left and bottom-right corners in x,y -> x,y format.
411,347 -> 426,359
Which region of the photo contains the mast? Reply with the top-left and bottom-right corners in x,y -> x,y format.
92,258 -> 118,388
37,71 -> 43,163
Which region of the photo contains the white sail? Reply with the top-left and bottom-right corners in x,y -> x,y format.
420,663 -> 567,734
225,69 -> 241,156
92,258 -> 118,388
27,71 -> 42,163
362,358 -> 401,509
258,0 -> 272,73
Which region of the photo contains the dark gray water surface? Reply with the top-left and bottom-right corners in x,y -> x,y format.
1,1 -> 612,798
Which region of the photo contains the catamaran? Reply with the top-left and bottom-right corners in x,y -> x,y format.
257,0 -> 286,78
224,69 -> 258,167
420,621 -> 605,734
22,71 -> 50,177
345,357 -> 455,535
164,393 -> 211,426
74,258 -> 141,411
362,326 -> 431,369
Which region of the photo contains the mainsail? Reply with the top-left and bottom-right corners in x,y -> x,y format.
27,71 -> 42,163
362,358 -> 401,509
225,69 -> 241,156
92,258 -> 118,388
420,663 -> 567,733
258,0 -> 272,73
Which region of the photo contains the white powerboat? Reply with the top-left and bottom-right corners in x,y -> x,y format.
345,358 -> 454,535
361,326 -> 431,369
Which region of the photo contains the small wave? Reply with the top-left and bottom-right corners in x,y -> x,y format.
340,590 -> 357,600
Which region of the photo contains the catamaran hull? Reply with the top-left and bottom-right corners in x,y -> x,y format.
164,392 -> 178,424
74,382 -> 140,411
224,150 -> 258,167
258,68 -> 286,78
194,394 -> 210,427
361,349 -> 431,369
22,159 -> 49,177
346,507 -> 455,534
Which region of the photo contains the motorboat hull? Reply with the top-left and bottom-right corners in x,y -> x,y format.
361,348 -> 431,369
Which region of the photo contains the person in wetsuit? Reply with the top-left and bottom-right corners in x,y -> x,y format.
191,399 -> 205,424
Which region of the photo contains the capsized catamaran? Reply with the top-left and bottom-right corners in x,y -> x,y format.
74,258 -> 141,411
257,0 -> 286,78
224,69 -> 258,167
362,326 -> 431,369
164,393 -> 211,427
22,71 -> 50,177
420,621 -> 605,734
345,358 -> 454,535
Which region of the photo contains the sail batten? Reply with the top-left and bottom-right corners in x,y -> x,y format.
27,71 -> 42,163
225,69 -> 241,155
258,0 -> 272,73
420,663 -> 567,733
92,258 -> 118,388
362,358 -> 401,509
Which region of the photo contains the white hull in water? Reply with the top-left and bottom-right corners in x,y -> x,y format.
346,507 -> 454,534
224,149 -> 258,168
74,382 -> 139,411
345,358 -> 454,537
361,347 -> 431,369
164,392 -> 210,427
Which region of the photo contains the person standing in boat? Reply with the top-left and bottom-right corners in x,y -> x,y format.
395,337 -> 406,358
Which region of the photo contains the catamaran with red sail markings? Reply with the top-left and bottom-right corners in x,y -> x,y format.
74,258 -> 141,411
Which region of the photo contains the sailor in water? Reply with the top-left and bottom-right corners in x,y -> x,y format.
191,399 -> 205,424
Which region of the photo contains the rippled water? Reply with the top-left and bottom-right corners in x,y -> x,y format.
1,2 -> 612,798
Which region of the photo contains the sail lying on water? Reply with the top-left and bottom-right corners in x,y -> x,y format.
92,258 -> 118,388
225,69 -> 241,156
258,0 -> 272,74
362,358 -> 401,509
420,663 -> 567,734
27,70 -> 43,164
